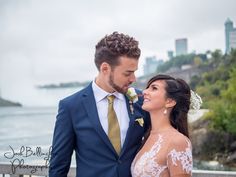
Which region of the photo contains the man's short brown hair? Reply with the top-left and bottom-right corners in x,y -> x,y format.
94,32 -> 141,70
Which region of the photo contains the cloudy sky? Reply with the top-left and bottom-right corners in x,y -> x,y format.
0,0 -> 236,87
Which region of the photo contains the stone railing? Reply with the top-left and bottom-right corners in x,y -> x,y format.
0,164 -> 236,177
0,163 -> 75,177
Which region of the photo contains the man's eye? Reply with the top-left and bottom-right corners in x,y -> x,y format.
124,73 -> 131,77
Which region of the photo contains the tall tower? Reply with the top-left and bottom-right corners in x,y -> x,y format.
175,38 -> 188,56
225,18 -> 233,54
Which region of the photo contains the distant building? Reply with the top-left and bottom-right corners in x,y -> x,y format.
167,50 -> 174,59
229,30 -> 236,51
181,64 -> 192,70
225,18 -> 236,54
143,56 -> 163,75
175,38 -> 188,56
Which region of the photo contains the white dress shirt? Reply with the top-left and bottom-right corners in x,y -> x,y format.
92,80 -> 130,147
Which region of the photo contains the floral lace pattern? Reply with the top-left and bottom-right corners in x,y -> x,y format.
168,140 -> 192,174
131,133 -> 192,177
131,135 -> 167,177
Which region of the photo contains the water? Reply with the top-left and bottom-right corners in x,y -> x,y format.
0,87 -> 82,167
0,106 -> 56,166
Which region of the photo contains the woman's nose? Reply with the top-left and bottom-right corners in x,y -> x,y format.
142,89 -> 148,95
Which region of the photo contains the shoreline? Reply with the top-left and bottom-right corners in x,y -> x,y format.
0,97 -> 22,107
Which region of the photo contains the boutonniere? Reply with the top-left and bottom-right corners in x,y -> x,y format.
126,87 -> 138,114
135,117 -> 144,127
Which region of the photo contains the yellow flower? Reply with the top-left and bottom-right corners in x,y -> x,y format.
135,118 -> 144,127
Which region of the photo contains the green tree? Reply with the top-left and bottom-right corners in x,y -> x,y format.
198,49 -> 236,135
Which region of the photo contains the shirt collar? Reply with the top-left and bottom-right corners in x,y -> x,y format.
92,80 -> 125,103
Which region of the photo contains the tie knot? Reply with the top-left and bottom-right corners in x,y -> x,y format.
107,95 -> 115,104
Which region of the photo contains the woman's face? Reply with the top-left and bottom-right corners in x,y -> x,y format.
142,80 -> 168,112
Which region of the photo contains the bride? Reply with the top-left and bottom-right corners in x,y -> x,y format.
131,74 -> 193,177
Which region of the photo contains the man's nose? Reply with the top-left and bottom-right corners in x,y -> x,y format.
129,73 -> 136,83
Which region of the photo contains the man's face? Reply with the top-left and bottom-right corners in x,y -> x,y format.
108,56 -> 138,93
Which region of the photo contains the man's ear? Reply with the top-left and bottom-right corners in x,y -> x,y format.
165,98 -> 176,108
100,62 -> 110,74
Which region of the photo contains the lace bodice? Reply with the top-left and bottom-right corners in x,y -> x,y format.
131,130 -> 192,177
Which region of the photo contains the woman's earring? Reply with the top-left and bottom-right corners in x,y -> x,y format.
163,109 -> 167,115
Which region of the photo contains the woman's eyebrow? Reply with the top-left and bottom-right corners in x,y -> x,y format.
150,83 -> 159,87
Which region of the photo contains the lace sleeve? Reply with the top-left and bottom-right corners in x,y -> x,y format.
167,137 -> 192,176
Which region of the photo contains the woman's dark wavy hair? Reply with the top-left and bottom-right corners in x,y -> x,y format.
146,74 -> 191,137
94,31 -> 141,70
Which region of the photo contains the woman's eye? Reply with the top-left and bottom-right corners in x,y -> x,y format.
151,86 -> 157,90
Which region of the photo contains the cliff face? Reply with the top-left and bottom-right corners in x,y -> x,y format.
0,97 -> 22,107
190,118 -> 236,167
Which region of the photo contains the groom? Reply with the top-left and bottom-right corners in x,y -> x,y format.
49,32 -> 150,177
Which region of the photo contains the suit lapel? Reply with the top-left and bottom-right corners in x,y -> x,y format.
120,96 -> 136,155
82,83 -> 116,154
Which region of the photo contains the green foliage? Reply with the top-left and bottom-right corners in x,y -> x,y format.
193,49 -> 236,135
189,75 -> 201,89
193,56 -> 202,66
157,53 -> 197,72
156,48 -> 236,135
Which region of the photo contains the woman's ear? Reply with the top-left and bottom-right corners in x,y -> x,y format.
165,98 -> 176,108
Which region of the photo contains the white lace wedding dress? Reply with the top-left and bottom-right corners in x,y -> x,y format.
131,129 -> 192,177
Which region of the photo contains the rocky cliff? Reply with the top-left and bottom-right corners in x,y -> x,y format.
190,118 -> 236,168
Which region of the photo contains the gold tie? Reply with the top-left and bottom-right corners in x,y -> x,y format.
107,95 -> 121,154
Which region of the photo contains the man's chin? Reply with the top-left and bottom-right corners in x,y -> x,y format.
117,89 -> 126,94
115,87 -> 127,94
122,86 -> 129,93
111,84 -> 129,94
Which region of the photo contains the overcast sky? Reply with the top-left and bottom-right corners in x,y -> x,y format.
1,0 -> 236,87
